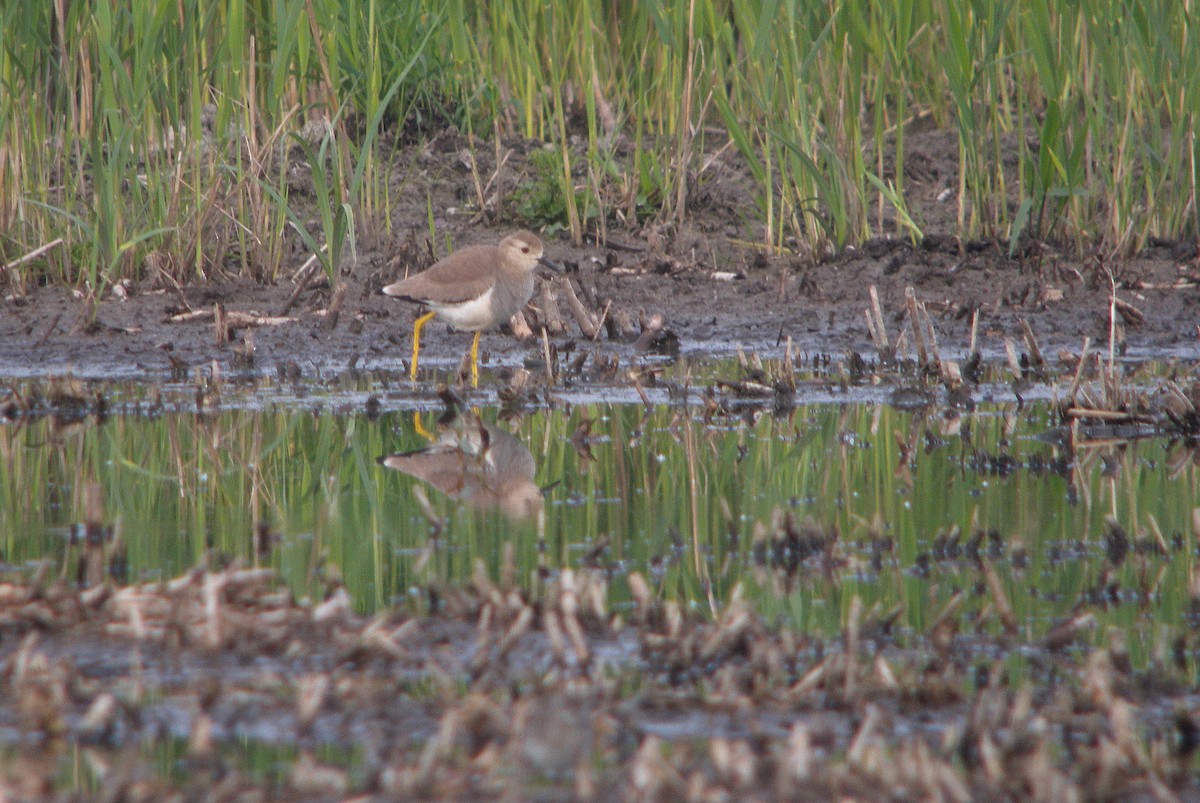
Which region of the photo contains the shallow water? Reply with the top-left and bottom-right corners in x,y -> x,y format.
1,360 -> 1197,669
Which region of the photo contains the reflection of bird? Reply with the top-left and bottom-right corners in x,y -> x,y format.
382,231 -> 557,386
379,414 -> 543,520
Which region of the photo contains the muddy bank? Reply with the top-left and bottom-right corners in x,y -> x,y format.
3,234 -> 1198,383
2,128 -> 1198,382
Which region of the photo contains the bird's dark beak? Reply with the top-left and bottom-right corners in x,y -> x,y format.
538,256 -> 562,273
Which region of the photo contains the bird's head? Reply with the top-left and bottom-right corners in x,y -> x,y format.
500,231 -> 559,273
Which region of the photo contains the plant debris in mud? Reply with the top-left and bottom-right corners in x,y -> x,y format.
4,116 -> 1200,385
1,558 -> 1197,801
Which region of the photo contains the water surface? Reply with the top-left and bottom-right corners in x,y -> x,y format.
1,363 -> 1196,668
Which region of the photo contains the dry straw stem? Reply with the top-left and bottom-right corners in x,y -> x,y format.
904,287 -> 928,368
1066,336 -> 1092,404
167,309 -> 295,327
2,238 -> 64,292
536,281 -> 566,336
865,285 -> 892,361
559,277 -> 603,340
1018,318 -> 1045,372
1004,339 -> 1023,381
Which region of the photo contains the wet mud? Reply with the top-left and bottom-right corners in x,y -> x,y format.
2,127 -> 1198,381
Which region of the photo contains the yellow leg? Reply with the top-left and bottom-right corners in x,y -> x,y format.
412,412 -> 435,442
410,311 -> 436,380
469,331 -> 481,387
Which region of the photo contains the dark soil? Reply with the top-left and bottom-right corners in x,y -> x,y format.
3,127 -> 1198,382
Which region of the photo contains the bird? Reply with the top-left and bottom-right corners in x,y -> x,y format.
382,231 -> 556,386
379,411 -> 544,521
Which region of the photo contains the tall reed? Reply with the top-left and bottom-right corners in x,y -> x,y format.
1,1 -> 1195,292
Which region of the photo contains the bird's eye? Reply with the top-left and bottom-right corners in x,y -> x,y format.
521,246 -> 530,253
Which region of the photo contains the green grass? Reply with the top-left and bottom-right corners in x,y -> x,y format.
1,1 -> 1196,291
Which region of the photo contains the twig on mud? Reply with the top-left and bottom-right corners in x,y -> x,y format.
2,238 -> 63,275
149,252 -> 192,313
917,299 -> 944,376
630,370 -> 652,410
865,286 -> 893,362
905,287 -> 945,378
536,281 -> 566,336
168,309 -> 296,327
1004,339 -> 1023,381
594,300 -> 611,338
782,337 -> 797,388
1113,297 -> 1145,327
168,310 -> 215,323
279,250 -> 325,317
214,303 -> 228,345
541,327 -> 555,386
1066,336 -> 1091,406
581,231 -> 645,252
904,287 -> 929,369
1018,318 -> 1045,373
559,277 -> 602,340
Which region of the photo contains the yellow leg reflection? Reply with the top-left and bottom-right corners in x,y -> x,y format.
412,412 -> 435,442
410,310 -> 436,380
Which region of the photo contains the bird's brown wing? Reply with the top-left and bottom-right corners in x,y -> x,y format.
381,450 -> 470,497
385,245 -> 499,305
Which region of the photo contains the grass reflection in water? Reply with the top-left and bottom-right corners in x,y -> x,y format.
0,384 -> 1196,669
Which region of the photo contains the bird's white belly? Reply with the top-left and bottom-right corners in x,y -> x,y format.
432,288 -> 498,331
